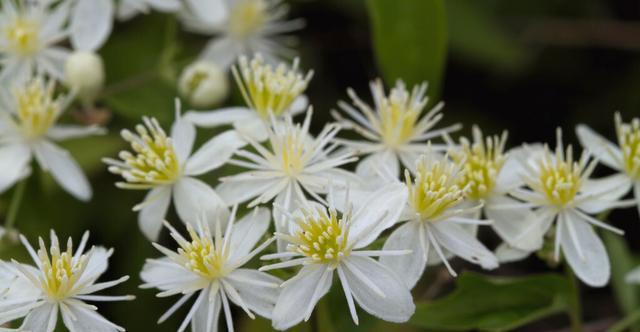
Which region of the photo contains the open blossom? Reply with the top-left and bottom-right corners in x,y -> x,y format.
0,0 -> 71,81
576,113 -> 640,214
332,79 -> 461,178
0,231 -> 133,332
510,129 -> 633,286
380,154 -> 499,289
261,184 -> 413,330
140,207 -> 279,332
185,54 -> 312,142
103,102 -> 245,240
0,76 -> 103,200
181,0 -> 304,69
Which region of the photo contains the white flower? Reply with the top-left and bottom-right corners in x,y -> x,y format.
576,113 -> 640,215
68,0 -> 182,52
510,129 -> 632,287
332,79 -> 461,178
103,101 -> 246,240
0,76 -> 103,200
215,109 -> 358,248
179,60 -> 229,109
0,231 -> 133,332
380,153 -> 499,289
185,54 -> 312,142
64,51 -> 105,104
140,207 -> 279,332
260,184 -> 414,330
0,1 -> 71,81
181,0 -> 304,69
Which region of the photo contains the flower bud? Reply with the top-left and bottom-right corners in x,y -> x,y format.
178,61 -> 229,108
64,51 -> 105,105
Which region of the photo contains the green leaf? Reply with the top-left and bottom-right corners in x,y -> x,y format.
367,0 -> 447,96
410,272 -> 569,331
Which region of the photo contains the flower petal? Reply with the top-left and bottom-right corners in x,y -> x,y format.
21,303 -> 57,332
227,208 -> 271,263
380,221 -> 426,289
226,269 -> 281,318
33,141 -> 91,201
186,0 -> 227,26
147,0 -> 182,11
185,130 -> 246,176
138,186 -> 172,241
626,266 -> 640,284
576,124 -> 624,171
494,242 -> 531,263
580,173 -> 632,206
60,300 -> 123,332
70,0 -> 114,51
184,107 -> 254,127
76,247 -> 111,287
233,117 -> 269,142
561,210 -> 610,287
486,195 -> 542,251
171,114 -> 196,165
0,143 -> 31,193
173,177 -> 229,226
430,220 -> 499,270
216,178 -> 280,206
191,290 -> 221,332
140,257 -> 201,292
47,125 -> 105,141
356,150 -> 399,179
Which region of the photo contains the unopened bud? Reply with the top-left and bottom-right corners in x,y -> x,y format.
178,61 -> 229,108
64,51 -> 105,105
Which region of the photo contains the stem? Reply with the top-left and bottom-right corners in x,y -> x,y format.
565,266 -> 583,332
610,309 -> 640,332
4,180 -> 26,233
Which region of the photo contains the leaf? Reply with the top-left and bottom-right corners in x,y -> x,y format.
410,272 -> 569,331
366,0 -> 447,96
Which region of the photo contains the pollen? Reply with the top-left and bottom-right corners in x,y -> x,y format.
452,127 -> 507,200
288,206 -> 350,265
228,0 -> 267,39
535,146 -> 583,207
107,117 -> 181,189
406,155 -> 468,221
616,114 -> 640,180
14,78 -> 64,139
177,224 -> 229,280
5,17 -> 40,56
233,54 -> 313,119
38,234 -> 88,300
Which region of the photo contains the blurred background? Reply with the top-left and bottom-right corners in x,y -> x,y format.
3,0 -> 640,331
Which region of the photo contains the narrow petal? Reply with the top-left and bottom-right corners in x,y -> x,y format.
61,300 -> 124,332
21,303 -> 57,332
184,107 -> 253,127
431,220 -> 499,270
137,186 -> 172,241
227,208 -> 271,263
580,173 -> 632,207
47,125 -> 105,141
185,130 -> 246,176
33,141 -> 91,201
576,124 -> 624,171
561,210 -> 610,287
70,0 -> 114,51
216,178 -> 280,206
186,0 -> 227,25
191,290 -> 221,332
232,117 -> 269,142
494,243 -> 532,263
486,195 -> 543,251
171,114 -> 196,165
0,143 -> 31,193
380,221 -> 427,289
356,150 -> 399,179
173,177 -> 229,226
226,269 -> 282,318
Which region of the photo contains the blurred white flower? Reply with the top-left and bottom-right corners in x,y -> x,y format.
185,54 -> 311,142
380,154 -> 499,289
215,110 -> 358,248
181,0 -> 304,68
0,76 -> 103,200
510,129 -> 633,287
104,101 -> 246,240
0,231 -> 133,331
140,207 -> 279,332
0,0 -> 71,81
179,60 -> 229,109
64,51 -> 105,104
261,185 -> 414,330
332,79 -> 461,178
576,113 -> 640,214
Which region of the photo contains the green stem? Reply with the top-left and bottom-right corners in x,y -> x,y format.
565,266 -> 583,332
610,309 -> 640,332
4,180 -> 26,233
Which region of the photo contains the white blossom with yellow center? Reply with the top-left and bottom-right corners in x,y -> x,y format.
379,153 -> 498,289
180,0 -> 304,69
577,112 -> 640,215
104,101 -> 245,240
260,183 -> 414,330
508,129 -> 633,287
0,1 -> 73,81
0,231 -> 133,331
185,54 -> 312,142
0,76 -> 103,201
141,207 -> 280,332
333,79 -> 461,178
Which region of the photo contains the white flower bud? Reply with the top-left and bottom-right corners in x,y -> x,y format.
64,51 -> 105,104
178,61 -> 229,108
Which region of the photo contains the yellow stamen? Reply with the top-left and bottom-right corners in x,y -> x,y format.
178,224 -> 229,280
227,0 -> 267,39
616,113 -> 640,179
289,206 -> 350,265
5,17 -> 40,56
38,235 -> 87,300
14,78 -> 64,139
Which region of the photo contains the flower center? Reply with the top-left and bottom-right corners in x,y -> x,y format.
406,156 -> 467,221
452,129 -> 507,200
38,238 -> 87,300
15,79 -> 63,139
109,117 -> 181,189
377,83 -> 425,148
536,149 -> 582,207
178,224 -> 228,280
289,206 -> 350,265
5,18 -> 40,56
233,55 -> 312,119
228,0 -> 267,39
616,115 -> 640,179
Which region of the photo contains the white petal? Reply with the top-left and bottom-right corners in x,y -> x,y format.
233,117 -> 270,142
356,150 -> 399,179
147,0 -> 181,11
47,125 -> 105,141
33,141 -> 91,201
626,266 -> 640,284
60,300 -> 123,332
216,178 -> 280,206
186,0 -> 227,26
227,208 -> 270,263
138,186 -> 172,240
173,177 -> 229,226
226,269 -> 281,318
76,247 -> 111,287
579,173 -> 633,213
288,96 -> 308,116
561,210 -> 610,287
495,148 -> 526,192
171,115 -> 196,165
140,257 -> 201,292
576,124 -> 624,171
70,0 -> 114,51
191,290 -> 221,332
0,143 -> 31,193
341,256 -> 415,323
494,243 -> 532,263
272,265 -> 331,331
380,221 -> 426,289
21,303 -> 57,332
431,220 -> 499,270
486,195 -> 542,251
200,37 -> 239,70
185,130 -> 246,176
184,107 -> 254,127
